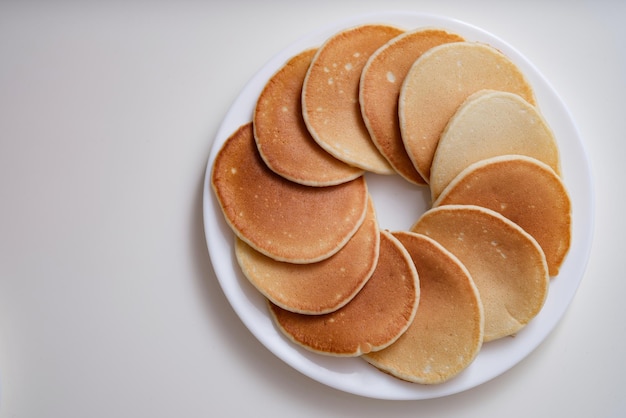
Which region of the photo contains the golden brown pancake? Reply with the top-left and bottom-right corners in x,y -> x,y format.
211,122 -> 368,263
360,28 -> 464,185
434,155 -> 571,276
302,24 -> 404,174
254,48 -> 364,186
411,205 -> 549,342
268,230 -> 419,356
399,42 -> 535,182
429,89 -> 561,201
235,196 -> 380,314
364,231 -> 483,384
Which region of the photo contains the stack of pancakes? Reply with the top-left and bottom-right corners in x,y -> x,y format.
211,23 -> 571,385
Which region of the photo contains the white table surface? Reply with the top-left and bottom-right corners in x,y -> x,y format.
1,1 -> 623,417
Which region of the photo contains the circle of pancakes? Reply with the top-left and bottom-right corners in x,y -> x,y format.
211,21 -> 572,385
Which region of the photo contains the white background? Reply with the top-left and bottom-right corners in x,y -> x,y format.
0,1 -> 623,417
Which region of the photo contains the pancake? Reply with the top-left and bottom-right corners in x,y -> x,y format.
434,155 -> 571,276
302,24 -> 403,174
429,89 -> 561,201
211,122 -> 368,264
268,230 -> 419,356
399,42 -> 535,182
364,231 -> 483,384
235,196 -> 380,314
411,205 -> 549,342
360,28 -> 464,185
254,48 -> 364,186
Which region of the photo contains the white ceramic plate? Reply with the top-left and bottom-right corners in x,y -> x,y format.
202,11 -> 594,400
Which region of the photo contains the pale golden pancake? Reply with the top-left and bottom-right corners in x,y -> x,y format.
399,42 -> 535,182
268,230 -> 419,356
360,28 -> 464,185
254,48 -> 363,186
434,155 -> 571,276
302,24 -> 403,174
364,231 -> 483,384
211,122 -> 368,264
235,196 -> 380,314
430,89 -> 561,201
411,205 -> 549,342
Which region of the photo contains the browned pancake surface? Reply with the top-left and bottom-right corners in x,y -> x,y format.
211,123 -> 368,263
411,205 -> 549,341
302,24 -> 403,174
236,196 -> 380,314
254,48 -> 363,186
364,231 -> 483,384
269,230 -> 419,356
429,89 -> 561,201
360,28 -> 464,185
434,155 -> 571,276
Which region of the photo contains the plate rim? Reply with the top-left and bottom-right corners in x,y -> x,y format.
202,10 -> 595,400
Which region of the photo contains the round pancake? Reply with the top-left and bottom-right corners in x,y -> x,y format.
411,205 -> 549,342
235,196 -> 380,315
360,28 -> 464,185
211,122 -> 368,263
430,89 -> 561,201
254,48 -> 364,186
399,42 -> 535,182
433,155 -> 571,276
268,230 -> 419,356
364,231 -> 483,384
302,24 -> 403,174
